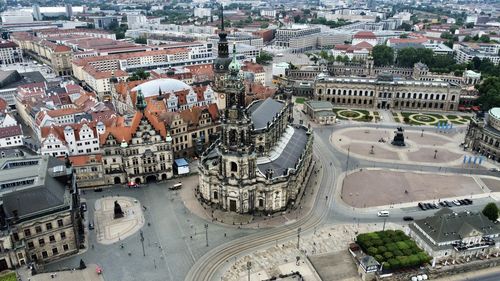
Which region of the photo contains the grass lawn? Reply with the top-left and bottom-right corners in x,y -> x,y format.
427,113 -> 447,119
295,97 -> 306,104
462,116 -> 472,121
0,272 -> 16,281
446,115 -> 459,120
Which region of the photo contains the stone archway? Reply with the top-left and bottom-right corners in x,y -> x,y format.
135,178 -> 141,184
161,174 -> 167,180
114,177 -> 121,184
146,175 -> 157,183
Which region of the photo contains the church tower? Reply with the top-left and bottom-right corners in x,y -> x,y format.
218,45 -> 257,184
213,4 -> 232,91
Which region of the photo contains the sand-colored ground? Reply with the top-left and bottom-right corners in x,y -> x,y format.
341,170 -> 485,208
332,127 -> 467,166
482,177 -> 500,192
94,196 -> 144,245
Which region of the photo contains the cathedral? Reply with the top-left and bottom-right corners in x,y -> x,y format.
197,7 -> 314,214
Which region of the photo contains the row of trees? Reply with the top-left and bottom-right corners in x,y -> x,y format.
356,230 -> 431,270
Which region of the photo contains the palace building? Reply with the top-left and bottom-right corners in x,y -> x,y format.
197,36 -> 314,213
464,108 -> 500,162
314,72 -> 461,111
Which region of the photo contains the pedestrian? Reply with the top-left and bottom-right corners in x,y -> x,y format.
224,233 -> 226,237
190,236 -> 192,240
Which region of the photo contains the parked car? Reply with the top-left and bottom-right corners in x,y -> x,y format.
89,222 -> 94,230
459,199 -> 467,205
81,202 -> 87,212
444,201 -> 453,207
464,199 -> 473,205
94,188 -> 103,192
424,203 -> 432,209
403,216 -> 414,221
377,210 -> 390,217
452,200 -> 461,206
439,202 -> 447,207
418,203 -> 426,210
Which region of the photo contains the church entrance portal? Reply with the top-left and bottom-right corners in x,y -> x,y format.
229,200 -> 237,212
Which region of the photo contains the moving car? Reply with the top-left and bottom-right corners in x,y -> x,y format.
403,216 -> 414,221
377,210 -> 390,217
127,181 -> 140,188
94,188 -> 103,192
89,222 -> 94,230
81,202 -> 87,212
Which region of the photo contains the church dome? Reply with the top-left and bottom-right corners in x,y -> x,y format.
132,78 -> 191,98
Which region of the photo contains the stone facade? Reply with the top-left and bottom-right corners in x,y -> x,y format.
314,72 -> 461,111
100,91 -> 174,184
198,46 -> 314,214
464,108 -> 500,162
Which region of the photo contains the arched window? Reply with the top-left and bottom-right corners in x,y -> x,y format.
230,161 -> 237,172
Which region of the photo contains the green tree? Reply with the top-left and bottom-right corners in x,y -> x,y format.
465,22 -> 474,28
479,35 -> 491,43
134,37 -> 147,44
476,77 -> 500,110
128,69 -> 150,81
372,45 -> 394,66
260,22 -> 269,29
482,203 -> 499,221
463,35 -> 472,42
255,51 -> 273,65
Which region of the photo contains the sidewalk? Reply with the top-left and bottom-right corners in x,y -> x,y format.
17,264 -> 105,281
433,265 -> 500,281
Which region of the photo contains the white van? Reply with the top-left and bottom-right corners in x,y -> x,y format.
377,210 -> 390,217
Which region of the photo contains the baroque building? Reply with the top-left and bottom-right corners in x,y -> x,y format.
464,108 -> 500,162
314,72 -> 461,111
198,46 -> 314,214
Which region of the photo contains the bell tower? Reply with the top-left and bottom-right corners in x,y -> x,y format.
213,4 -> 232,91
218,45 -> 256,183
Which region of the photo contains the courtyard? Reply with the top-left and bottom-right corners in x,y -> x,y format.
331,127 -> 486,167
333,108 -> 379,122
341,169 -> 500,208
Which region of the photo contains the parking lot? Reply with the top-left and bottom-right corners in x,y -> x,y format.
341,169 -> 489,208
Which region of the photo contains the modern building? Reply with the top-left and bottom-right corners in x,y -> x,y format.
314,72 -> 461,111
454,42 -> 500,66
198,45 -> 314,214
304,100 -> 336,125
0,41 -> 23,65
464,108 -> 500,162
275,24 -> 321,48
93,16 -> 118,30
0,155 -> 81,268
194,8 -> 212,18
408,208 -> 500,261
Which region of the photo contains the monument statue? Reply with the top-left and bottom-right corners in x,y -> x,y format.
114,200 -> 124,219
391,127 -> 406,146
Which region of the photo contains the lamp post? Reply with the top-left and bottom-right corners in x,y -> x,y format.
421,129 -> 424,137
140,230 -> 145,256
204,223 -> 209,247
434,149 -> 438,159
247,261 -> 252,281
297,227 -> 302,249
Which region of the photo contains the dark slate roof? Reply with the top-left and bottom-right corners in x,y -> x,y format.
0,156 -> 69,219
247,98 -> 285,130
0,70 -> 46,90
257,126 -> 309,178
360,255 -> 379,267
412,208 -> 500,244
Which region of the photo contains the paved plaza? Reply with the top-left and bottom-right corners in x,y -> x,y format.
221,223 -> 401,281
341,169 -> 493,208
331,127 -> 489,167
94,196 -> 144,245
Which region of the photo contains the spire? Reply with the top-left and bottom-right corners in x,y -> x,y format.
220,3 -> 224,31
228,43 -> 240,75
136,89 -> 147,112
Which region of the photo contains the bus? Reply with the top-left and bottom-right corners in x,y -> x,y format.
169,182 -> 182,190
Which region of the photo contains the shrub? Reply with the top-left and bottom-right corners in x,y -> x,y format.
403,248 -> 414,256
386,243 -> 398,252
378,246 -> 387,253
393,250 -> 404,257
382,262 -> 390,270
383,252 -> 394,259
388,258 -> 400,269
403,117 -> 410,123
375,254 -> 385,263
373,239 -> 384,247
396,241 -> 410,250
367,247 -> 378,256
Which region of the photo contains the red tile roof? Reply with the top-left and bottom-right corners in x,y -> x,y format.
0,125 -> 22,139
353,31 -> 376,39
66,154 -> 103,166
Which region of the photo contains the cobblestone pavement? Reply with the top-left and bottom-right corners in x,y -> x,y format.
221,223 -> 401,281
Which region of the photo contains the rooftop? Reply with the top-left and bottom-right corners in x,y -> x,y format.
247,98 -> 286,130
